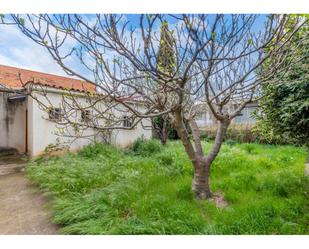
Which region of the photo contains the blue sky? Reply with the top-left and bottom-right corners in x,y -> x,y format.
0,14 -> 174,78
0,14 -> 153,77
0,21 -> 70,76
0,14 -> 266,79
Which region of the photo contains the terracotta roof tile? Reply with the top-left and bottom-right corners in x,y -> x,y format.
0,64 -> 95,92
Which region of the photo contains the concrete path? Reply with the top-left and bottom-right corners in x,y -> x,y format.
0,154 -> 27,176
0,172 -> 58,234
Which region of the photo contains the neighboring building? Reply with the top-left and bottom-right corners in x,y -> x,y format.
0,64 -> 152,157
233,102 -> 258,124
195,101 -> 258,128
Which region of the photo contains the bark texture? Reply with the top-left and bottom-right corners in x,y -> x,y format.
160,119 -> 168,145
176,115 -> 230,199
191,160 -> 212,198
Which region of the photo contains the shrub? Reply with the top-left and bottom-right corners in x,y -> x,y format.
200,132 -> 209,141
200,124 -> 257,143
253,23 -> 309,147
78,142 -> 120,159
225,139 -> 238,146
132,137 -> 162,156
152,116 -> 179,140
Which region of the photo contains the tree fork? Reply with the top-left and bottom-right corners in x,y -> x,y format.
191,119 -> 230,199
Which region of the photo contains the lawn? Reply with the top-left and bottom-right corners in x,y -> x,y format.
26,140 -> 309,234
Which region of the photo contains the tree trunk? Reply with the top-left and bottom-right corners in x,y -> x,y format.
173,110 -> 230,199
161,119 -> 168,145
189,119 -> 203,156
191,120 -> 230,199
205,120 -> 230,164
192,160 -> 212,198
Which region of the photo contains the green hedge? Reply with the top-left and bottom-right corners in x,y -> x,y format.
200,124 -> 257,143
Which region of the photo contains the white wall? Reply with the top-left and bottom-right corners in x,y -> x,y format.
113,118 -> 152,148
196,111 -> 213,128
0,92 -> 27,153
28,89 -> 152,156
234,105 -> 257,124
196,102 -> 258,128
27,92 -> 96,156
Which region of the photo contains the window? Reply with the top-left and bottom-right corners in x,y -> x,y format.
81,110 -> 91,123
247,107 -> 257,123
48,107 -> 62,121
234,107 -> 257,124
123,116 -> 133,128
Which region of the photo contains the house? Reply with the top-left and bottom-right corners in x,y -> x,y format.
0,64 -> 152,157
195,101 -> 258,128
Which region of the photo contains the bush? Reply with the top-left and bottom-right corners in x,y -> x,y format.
132,137 -> 162,157
253,22 -> 309,147
200,124 -> 257,143
225,139 -> 238,146
253,79 -> 309,146
78,142 -> 120,159
200,132 -> 209,141
152,117 -> 179,140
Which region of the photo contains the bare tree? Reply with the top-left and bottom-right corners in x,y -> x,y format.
1,14 -> 306,199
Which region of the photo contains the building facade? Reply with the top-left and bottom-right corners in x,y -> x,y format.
0,65 -> 152,156
195,101 -> 258,128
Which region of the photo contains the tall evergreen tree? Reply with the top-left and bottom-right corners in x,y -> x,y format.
157,21 -> 176,75
153,21 -> 177,145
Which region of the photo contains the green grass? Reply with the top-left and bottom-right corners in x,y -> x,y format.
26,140 -> 309,234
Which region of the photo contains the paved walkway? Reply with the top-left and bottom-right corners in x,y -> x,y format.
0,172 -> 58,234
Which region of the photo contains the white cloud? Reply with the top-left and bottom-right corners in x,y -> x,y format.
0,24 -> 72,77
0,15 -> 181,81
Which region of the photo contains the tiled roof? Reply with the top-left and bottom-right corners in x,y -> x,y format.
0,64 -> 95,92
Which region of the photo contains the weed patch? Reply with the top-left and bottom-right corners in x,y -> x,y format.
26,140 -> 308,234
